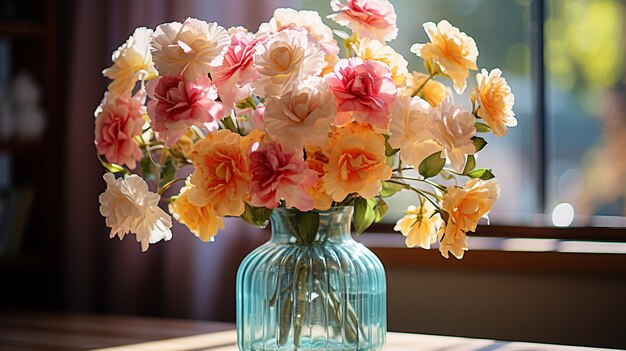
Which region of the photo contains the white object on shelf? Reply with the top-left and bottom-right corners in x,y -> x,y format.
10,72 -> 46,141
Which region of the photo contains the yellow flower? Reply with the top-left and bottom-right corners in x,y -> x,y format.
411,20 -> 478,94
170,129 -> 196,161
403,71 -> 447,107
394,202 -> 443,249
472,68 -> 516,136
440,178 -> 500,259
188,130 -> 250,216
305,145 -> 334,210
102,27 -> 157,97
353,37 -> 408,87
169,184 -> 225,242
323,123 -> 392,201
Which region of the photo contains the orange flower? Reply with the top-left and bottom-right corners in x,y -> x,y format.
472,68 -> 516,136
169,183 -> 224,242
188,130 -> 250,216
323,123 -> 392,201
305,145 -> 334,210
411,20 -> 478,94
440,178 -> 500,259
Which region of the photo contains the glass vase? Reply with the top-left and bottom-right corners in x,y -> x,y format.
236,207 -> 386,351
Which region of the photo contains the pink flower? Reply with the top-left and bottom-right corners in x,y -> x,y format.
212,32 -> 260,112
250,104 -> 266,131
94,93 -> 144,169
248,142 -> 317,211
146,75 -> 224,147
326,57 -> 397,129
328,0 -> 398,42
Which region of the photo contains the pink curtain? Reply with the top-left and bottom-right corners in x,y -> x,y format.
64,0 -> 292,321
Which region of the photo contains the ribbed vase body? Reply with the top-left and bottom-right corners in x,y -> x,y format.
236,207 -> 386,351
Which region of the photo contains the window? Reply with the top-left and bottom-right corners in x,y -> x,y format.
298,0 -> 626,229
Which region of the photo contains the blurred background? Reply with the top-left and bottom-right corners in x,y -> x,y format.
1,0 -> 626,349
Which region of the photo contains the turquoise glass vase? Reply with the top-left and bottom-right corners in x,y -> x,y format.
236,207 -> 386,350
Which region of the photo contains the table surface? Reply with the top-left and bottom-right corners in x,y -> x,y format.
0,310 -> 621,351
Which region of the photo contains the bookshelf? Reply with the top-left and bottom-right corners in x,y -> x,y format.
0,0 -> 63,308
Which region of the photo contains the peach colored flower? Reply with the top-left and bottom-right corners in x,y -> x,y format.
305,145 -> 334,211
472,68 -> 517,136
264,76 -> 336,148
151,18 -> 230,80
329,0 -> 398,42
252,29 -> 326,97
258,8 -> 340,57
188,130 -> 250,216
94,93 -> 145,169
169,183 -> 224,242
428,97 -> 476,173
146,75 -> 223,147
248,142 -> 317,210
394,202 -> 443,249
321,54 -> 339,77
440,178 -> 500,259
411,20 -> 478,94
99,173 -> 172,252
323,123 -> 392,201
404,71 -> 447,107
212,31 -> 260,112
352,37 -> 408,87
388,95 -> 442,168
326,57 -> 397,129
103,27 -> 157,97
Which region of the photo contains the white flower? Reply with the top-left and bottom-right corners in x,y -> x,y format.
264,76 -> 336,148
99,173 -> 172,252
102,27 -> 157,97
258,8 -> 339,56
251,29 -> 325,97
150,18 -> 231,80
428,96 -> 476,173
388,95 -> 442,167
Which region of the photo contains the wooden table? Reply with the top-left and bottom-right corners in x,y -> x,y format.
0,311 -> 620,350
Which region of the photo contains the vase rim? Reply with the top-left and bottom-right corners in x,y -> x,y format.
272,206 -> 353,215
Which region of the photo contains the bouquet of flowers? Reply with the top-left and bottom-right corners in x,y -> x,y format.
95,0 -> 516,259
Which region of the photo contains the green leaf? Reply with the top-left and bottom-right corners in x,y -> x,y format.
241,202 -> 273,228
462,155 -> 476,175
475,122 -> 492,133
385,155 -> 396,167
235,95 -> 257,110
472,136 -> 488,152
374,198 -> 389,223
353,197 -> 376,234
222,116 -> 239,133
467,168 -> 495,180
418,151 -> 445,179
295,211 -> 320,245
380,181 -> 406,198
98,154 -> 129,175
383,134 -> 399,157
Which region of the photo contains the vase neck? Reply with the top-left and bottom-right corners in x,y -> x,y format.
270,207 -> 354,245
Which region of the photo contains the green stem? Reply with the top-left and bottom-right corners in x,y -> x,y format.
293,264 -> 308,348
411,72 -> 436,97
391,175 -> 447,192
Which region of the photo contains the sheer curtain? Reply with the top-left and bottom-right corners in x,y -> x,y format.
64,0 -> 292,321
